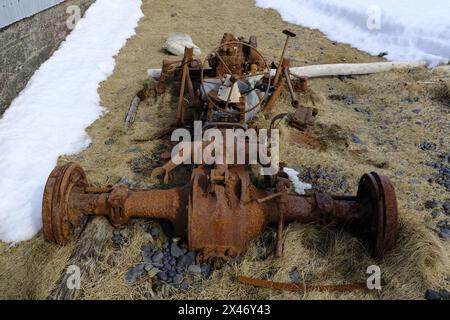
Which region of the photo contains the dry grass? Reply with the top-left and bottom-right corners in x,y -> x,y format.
0,0 -> 449,300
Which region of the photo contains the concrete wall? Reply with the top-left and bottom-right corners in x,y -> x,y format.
0,0 -> 95,116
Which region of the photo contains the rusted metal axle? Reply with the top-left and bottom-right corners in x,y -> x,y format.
43,162 -> 398,265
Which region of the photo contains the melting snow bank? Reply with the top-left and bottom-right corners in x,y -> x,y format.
283,168 -> 312,195
0,0 -> 143,243
256,0 -> 450,67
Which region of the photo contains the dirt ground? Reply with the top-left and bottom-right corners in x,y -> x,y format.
0,0 -> 449,300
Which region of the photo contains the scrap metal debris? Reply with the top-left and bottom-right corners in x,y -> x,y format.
42,31 -> 400,270
237,275 -> 373,293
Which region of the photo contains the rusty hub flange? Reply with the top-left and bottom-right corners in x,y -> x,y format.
42,163 -> 88,245
356,172 -> 398,258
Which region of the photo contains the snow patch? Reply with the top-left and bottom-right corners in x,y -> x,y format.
256,0 -> 450,67
0,0 -> 143,243
283,167 -> 312,195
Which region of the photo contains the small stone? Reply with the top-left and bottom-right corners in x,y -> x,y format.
173,273 -> 184,285
425,289 -> 442,300
303,271 -> 314,282
351,134 -> 365,145
415,119 -> 424,125
177,252 -> 196,268
188,264 -> 202,274
168,270 -> 176,278
412,108 -> 422,114
150,227 -> 160,237
431,210 -> 440,218
157,271 -> 168,282
164,262 -> 172,271
170,242 -> 184,258
125,263 -> 146,285
112,233 -> 125,246
180,280 -> 190,292
419,141 -> 436,151
424,200 -> 437,209
104,138 -> 114,145
442,201 -> 450,214
345,96 -> 357,105
289,270 -> 300,283
152,250 -> 164,263
440,228 -> 450,240
200,263 -> 212,279
152,262 -> 164,268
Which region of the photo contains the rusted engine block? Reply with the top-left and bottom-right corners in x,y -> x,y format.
42,31 -> 399,265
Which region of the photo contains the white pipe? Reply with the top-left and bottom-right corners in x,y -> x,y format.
148,61 -> 427,80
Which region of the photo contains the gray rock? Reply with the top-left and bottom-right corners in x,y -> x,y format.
157,271 -> 168,282
177,252 -> 196,268
419,141 -> 436,151
425,289 -> 442,300
440,228 -> 450,240
141,246 -> 154,263
150,227 -> 160,237
200,263 -> 212,279
443,201 -> 450,214
152,250 -> 164,263
152,262 -> 164,268
164,262 -> 172,271
170,242 -> 184,258
168,270 -> 176,278
125,263 -> 146,285
188,264 -> 202,274
112,233 -> 125,246
304,271 -> 314,282
289,270 -> 300,283
173,273 -> 184,285
180,280 -> 190,292
351,134 -> 365,145
431,210 -> 440,218
424,200 -> 437,209
104,138 -> 114,145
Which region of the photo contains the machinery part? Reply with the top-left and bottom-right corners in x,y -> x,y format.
356,172 -> 399,258
291,106 -> 319,132
43,163 -> 399,263
237,275 -> 372,293
200,40 -> 272,115
42,163 -> 89,245
273,29 -> 297,87
282,58 -> 300,108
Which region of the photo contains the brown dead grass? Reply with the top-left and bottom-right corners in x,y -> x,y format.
0,0 -> 449,300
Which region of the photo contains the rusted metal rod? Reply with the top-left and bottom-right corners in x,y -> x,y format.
273,30 -> 296,87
